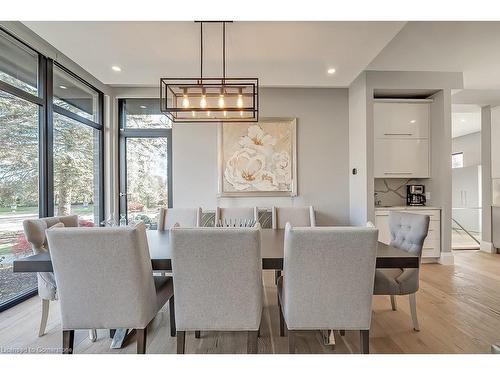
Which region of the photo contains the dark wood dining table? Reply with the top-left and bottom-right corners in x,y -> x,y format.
13,228 -> 419,273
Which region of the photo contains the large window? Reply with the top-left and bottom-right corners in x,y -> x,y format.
53,113 -> 101,224
52,64 -> 103,225
0,28 -> 104,310
0,91 -> 38,306
119,99 -> 172,230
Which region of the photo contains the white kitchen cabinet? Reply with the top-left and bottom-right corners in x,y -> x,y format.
374,138 -> 430,178
373,101 -> 431,179
374,102 -> 430,139
375,207 -> 441,259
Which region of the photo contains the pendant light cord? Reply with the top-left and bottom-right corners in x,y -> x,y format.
223,22 -> 226,83
200,21 -> 203,83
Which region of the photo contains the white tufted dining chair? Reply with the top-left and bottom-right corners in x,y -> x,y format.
373,211 -> 430,331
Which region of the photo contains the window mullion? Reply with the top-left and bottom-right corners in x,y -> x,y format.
46,59 -> 54,217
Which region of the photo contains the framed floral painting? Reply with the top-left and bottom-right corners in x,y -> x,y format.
218,118 -> 297,197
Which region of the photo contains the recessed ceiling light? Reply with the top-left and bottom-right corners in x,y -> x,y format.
327,68 -> 336,75
111,66 -> 122,72
59,85 -> 67,89
140,105 -> 147,109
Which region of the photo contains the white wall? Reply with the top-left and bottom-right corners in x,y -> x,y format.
427,90 -> 453,254
172,88 -> 350,225
452,132 -> 481,167
481,106 -> 492,245
348,73 -> 370,225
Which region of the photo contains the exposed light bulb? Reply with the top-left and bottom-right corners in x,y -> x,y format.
207,111 -> 211,117
191,111 -> 195,117
237,88 -> 243,108
218,94 -> 225,108
182,88 -> 190,108
240,111 -> 243,117
200,88 -> 207,108
223,110 -> 227,117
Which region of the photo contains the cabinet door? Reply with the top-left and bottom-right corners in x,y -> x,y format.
374,102 -> 429,139
374,139 -> 429,178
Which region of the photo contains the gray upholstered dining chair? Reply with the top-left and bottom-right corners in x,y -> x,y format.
170,225 -> 263,354
22,215 -> 97,342
373,211 -> 430,331
271,206 -> 316,283
278,223 -> 379,354
271,206 -> 316,228
157,207 -> 202,230
46,222 -> 174,354
215,206 -> 258,226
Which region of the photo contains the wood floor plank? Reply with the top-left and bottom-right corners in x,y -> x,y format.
1,250 -> 499,354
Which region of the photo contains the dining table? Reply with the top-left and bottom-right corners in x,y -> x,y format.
13,228 -> 419,273
12,228 -> 419,348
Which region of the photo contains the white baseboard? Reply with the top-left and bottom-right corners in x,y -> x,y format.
421,258 -> 439,264
439,252 -> 455,265
480,241 -> 496,254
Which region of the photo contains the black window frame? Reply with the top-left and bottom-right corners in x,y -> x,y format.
0,27 -> 105,312
118,98 -> 173,222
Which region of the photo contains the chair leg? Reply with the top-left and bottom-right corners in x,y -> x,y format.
177,331 -> 186,354
409,293 -> 420,331
89,329 -> 97,342
278,298 -> 285,337
195,330 -> 201,338
288,330 -> 296,354
169,296 -> 176,337
247,331 -> 259,354
38,299 -> 50,337
390,295 -> 397,311
62,330 -> 75,354
359,330 -> 369,354
136,327 -> 147,354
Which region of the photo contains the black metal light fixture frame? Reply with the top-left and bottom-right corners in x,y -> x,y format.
160,21 -> 259,123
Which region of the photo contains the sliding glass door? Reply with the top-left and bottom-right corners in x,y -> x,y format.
118,99 -> 172,230
0,28 -> 104,311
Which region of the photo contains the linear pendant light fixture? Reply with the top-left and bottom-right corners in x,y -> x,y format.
160,21 -> 259,122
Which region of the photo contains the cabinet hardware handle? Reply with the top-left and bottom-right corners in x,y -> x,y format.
384,172 -> 413,175
384,133 -> 413,136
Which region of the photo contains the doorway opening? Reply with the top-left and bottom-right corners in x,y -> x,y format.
451,104 -> 482,250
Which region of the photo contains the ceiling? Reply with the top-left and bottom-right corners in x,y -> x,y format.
369,21 -> 500,89
23,21 -> 405,87
452,104 -> 481,138
452,89 -> 500,107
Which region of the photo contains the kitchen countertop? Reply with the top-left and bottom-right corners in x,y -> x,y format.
374,206 -> 441,210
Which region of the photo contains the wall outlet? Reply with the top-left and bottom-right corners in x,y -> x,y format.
425,192 -> 431,200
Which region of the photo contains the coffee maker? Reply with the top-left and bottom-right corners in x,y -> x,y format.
407,184 -> 426,206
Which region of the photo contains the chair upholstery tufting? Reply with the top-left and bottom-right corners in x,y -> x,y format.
374,211 -> 430,296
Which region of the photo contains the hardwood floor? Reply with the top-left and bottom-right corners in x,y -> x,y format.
1,250 -> 499,354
